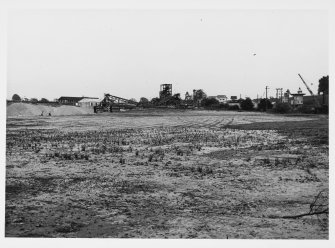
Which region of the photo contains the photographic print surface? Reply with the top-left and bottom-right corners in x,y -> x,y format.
5,9 -> 329,238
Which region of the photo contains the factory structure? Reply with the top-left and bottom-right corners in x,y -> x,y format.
51,73 -> 327,113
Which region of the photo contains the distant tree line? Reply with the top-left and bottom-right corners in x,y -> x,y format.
10,94 -> 53,103
318,76 -> 329,95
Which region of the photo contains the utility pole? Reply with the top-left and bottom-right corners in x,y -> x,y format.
265,86 -> 269,111
276,88 -> 283,102
276,88 -> 279,99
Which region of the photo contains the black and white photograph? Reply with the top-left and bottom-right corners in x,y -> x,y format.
1,0 -> 334,246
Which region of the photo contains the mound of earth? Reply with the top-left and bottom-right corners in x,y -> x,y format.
7,103 -> 93,117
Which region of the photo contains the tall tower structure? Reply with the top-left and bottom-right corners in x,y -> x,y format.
159,84 -> 172,99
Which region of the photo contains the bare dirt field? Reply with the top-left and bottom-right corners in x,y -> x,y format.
5,110 -> 329,238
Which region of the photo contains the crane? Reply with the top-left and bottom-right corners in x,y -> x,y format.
94,93 -> 137,113
298,73 -> 321,109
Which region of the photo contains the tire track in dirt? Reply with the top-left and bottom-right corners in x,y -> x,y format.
182,117 -> 213,128
191,117 -> 234,130
203,119 -> 225,129
220,117 -> 235,129
172,116 -> 203,128
172,116 -> 230,130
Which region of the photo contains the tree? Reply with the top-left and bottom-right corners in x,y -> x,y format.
138,97 -> 150,107
30,98 -> 38,103
318,75 -> 329,105
130,98 -> 137,103
40,98 -> 49,103
173,93 -> 181,101
139,97 -> 149,103
163,95 -> 181,106
228,105 -> 240,111
318,76 -> 329,95
273,102 -> 291,113
201,98 -> 219,108
258,98 -> 273,111
219,103 -> 229,109
194,89 -> 207,101
240,98 -> 254,111
150,97 -> 160,106
193,89 -> 207,107
12,94 -> 21,102
172,93 -> 181,104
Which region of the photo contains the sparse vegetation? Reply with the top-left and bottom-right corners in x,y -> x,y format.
6,110 -> 328,238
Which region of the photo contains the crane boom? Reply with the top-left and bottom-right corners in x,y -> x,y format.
298,74 -> 314,96
298,74 -> 321,108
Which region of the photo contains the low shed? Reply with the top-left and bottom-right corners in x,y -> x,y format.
78,98 -> 101,108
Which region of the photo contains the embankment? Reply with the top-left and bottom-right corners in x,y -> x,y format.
7,103 -> 93,117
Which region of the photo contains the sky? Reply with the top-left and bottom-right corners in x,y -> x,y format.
7,9 -> 328,101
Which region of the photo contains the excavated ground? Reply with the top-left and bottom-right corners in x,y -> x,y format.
5,110 -> 328,238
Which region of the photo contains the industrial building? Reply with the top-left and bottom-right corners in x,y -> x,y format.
58,96 -> 99,106
78,98 -> 102,108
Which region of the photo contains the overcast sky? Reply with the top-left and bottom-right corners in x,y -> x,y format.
7,9 -> 328,101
